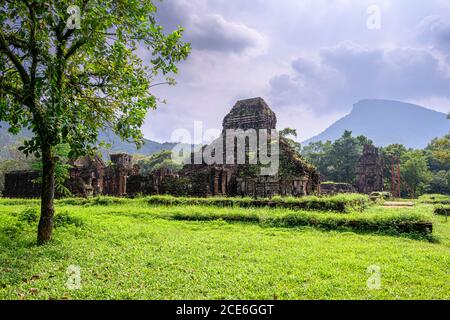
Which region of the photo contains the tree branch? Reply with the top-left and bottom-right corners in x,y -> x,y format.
0,30 -> 30,84
64,39 -> 87,59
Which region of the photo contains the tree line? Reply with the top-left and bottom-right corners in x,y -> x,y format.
301,130 -> 450,198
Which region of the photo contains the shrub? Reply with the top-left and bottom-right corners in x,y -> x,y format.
1,223 -> 23,239
91,196 -> 126,206
17,207 -> 39,224
56,196 -> 128,206
434,205 -> 450,217
145,194 -> 370,213
264,213 -> 432,236
54,211 -> 84,228
418,194 -> 450,205
162,208 -> 432,237
56,198 -> 90,206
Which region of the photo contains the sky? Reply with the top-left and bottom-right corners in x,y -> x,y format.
141,0 -> 450,143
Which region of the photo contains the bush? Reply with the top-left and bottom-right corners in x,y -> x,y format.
145,194 -> 370,213
90,197 -> 126,206
264,213 -> 432,236
54,211 -> 84,228
56,198 -> 90,206
56,196 -> 127,206
434,205 -> 450,217
163,208 -> 432,237
17,207 -> 39,224
418,194 -> 450,205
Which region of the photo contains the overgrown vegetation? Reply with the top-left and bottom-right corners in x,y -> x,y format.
434,205 -> 450,217
302,131 -> 450,198
133,150 -> 183,175
166,207 -> 433,238
0,200 -> 448,299
418,194 -> 450,205
145,194 -> 370,212
302,130 -> 372,184
0,0 -> 190,244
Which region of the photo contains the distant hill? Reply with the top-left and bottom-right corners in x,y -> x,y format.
0,122 -> 178,159
303,99 -> 450,149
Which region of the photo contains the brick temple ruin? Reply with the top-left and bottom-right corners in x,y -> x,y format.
3,98 -> 320,198
320,144 -> 385,195
355,144 -> 384,194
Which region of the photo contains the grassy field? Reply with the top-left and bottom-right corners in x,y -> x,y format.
0,197 -> 449,300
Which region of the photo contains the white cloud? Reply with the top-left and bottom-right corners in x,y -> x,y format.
269,42 -> 450,114
143,0 -> 450,142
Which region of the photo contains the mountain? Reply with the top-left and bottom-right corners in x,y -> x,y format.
303,99 -> 450,149
0,122 -> 177,159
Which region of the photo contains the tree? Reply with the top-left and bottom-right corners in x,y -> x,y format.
31,144 -> 72,197
429,170 -> 450,195
379,144 -> 408,190
302,140 -> 333,179
279,128 -> 301,153
0,1 -> 190,244
301,131 -> 372,183
135,150 -> 183,175
427,133 -> 450,165
328,131 -> 372,183
401,150 -> 431,198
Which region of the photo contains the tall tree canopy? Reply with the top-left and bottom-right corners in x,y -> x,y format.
302,131 -> 372,184
0,0 -> 190,244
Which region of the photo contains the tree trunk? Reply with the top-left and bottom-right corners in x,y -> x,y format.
37,144 -> 55,245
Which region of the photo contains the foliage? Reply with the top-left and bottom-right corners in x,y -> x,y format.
434,205 -> 450,216
17,207 -> 39,224
0,0 -> 190,157
418,194 -> 450,205
279,128 -> 301,153
135,150 -> 182,175
0,0 -> 190,243
302,131 -> 372,184
427,133 -> 450,165
400,150 -> 432,198
53,211 -> 84,228
428,170 -> 450,195
31,144 -> 72,197
145,194 -> 371,212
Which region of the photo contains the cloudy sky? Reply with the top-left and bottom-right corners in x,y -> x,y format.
141,0 -> 450,143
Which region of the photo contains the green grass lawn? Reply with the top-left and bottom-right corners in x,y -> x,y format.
0,199 -> 449,300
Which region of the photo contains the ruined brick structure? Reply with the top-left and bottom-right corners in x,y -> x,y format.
2,98 -> 319,198
355,144 -> 384,194
66,156 -> 106,197
178,97 -> 320,197
103,154 -> 136,196
3,153 -> 137,198
3,171 -> 40,198
319,182 -> 356,195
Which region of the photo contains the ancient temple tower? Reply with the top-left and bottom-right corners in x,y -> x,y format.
355,145 -> 384,194
222,97 -> 277,131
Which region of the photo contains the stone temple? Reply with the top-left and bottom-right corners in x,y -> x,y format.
3,97 -> 320,198
355,144 -> 384,194
179,97 -> 319,197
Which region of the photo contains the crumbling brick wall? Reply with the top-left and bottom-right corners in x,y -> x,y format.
320,182 -> 356,195
355,145 -> 384,194
3,171 -> 40,198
